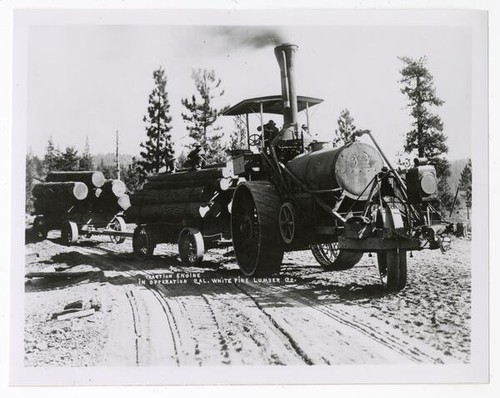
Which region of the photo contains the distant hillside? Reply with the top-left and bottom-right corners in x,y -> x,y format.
93,153 -> 134,168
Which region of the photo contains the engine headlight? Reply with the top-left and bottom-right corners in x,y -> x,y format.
421,173 -> 437,195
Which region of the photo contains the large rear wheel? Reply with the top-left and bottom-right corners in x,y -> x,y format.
231,182 -> 284,276
377,249 -> 407,291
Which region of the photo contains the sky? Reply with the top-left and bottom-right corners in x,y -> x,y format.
26,20 -> 473,163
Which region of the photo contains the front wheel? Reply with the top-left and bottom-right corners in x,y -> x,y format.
310,242 -> 363,271
310,242 -> 339,268
178,228 -> 205,267
377,249 -> 407,291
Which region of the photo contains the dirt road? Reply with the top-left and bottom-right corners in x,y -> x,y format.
24,230 -> 471,366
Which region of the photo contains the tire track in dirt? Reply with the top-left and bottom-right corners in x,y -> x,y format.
235,281 -> 415,364
153,283 -> 230,366
68,244 -> 181,366
233,283 -> 315,365
70,242 -> 444,365
147,288 -> 181,366
77,244 -> 309,365
86,244 -> 306,365
124,290 -> 140,365
84,246 -> 231,366
196,283 -> 306,365
255,282 -> 457,364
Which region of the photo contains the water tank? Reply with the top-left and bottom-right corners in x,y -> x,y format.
286,142 -> 384,200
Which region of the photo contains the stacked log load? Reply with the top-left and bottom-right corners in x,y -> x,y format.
32,171 -> 130,220
126,165 -> 236,223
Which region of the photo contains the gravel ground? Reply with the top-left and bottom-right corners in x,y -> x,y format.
24,227 -> 471,366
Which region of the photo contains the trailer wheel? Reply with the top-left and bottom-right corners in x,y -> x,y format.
377,249 -> 407,291
133,225 -> 155,260
109,216 -> 126,244
310,243 -> 363,271
178,228 -> 205,267
231,182 -> 284,276
61,221 -> 78,246
33,216 -> 47,241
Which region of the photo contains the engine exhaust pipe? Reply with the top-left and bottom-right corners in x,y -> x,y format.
274,43 -> 298,131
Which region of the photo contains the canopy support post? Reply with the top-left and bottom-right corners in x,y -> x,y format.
260,102 -> 264,151
246,113 -> 250,150
306,101 -> 310,132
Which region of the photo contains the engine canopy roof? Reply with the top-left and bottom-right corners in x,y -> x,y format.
223,95 -> 323,116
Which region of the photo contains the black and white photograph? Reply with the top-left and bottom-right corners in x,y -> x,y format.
6,3 -> 490,387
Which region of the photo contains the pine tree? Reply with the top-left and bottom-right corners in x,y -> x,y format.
26,150 -> 36,213
333,109 -> 357,146
229,115 -> 247,150
399,56 -> 452,211
96,158 -> 114,179
79,136 -> 94,170
459,159 -> 472,220
176,151 -> 187,170
124,157 -> 144,193
56,147 -> 81,171
181,69 -> 229,163
44,137 -> 59,173
26,150 -> 44,214
138,67 -> 175,175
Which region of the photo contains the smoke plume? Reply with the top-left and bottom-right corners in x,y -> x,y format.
212,27 -> 285,50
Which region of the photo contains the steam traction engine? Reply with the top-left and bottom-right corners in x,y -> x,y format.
225,44 -> 450,291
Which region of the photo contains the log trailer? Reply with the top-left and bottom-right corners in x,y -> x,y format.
31,171 -> 131,245
130,43 -> 451,291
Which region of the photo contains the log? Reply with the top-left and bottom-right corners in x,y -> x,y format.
125,202 -> 206,222
32,182 -> 89,201
145,177 -> 232,191
147,168 -> 225,183
33,199 -> 74,216
81,180 -> 127,213
117,194 -> 131,210
100,179 -> 127,198
130,186 -> 216,206
46,171 -> 106,188
56,308 -> 95,321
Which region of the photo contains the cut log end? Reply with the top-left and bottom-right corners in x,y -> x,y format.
117,194 -> 131,210
110,180 -> 126,197
91,171 -> 106,188
73,182 -> 89,200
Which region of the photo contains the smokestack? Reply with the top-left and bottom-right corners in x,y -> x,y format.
274,43 -> 299,130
